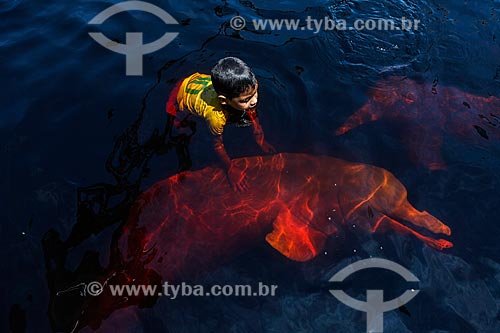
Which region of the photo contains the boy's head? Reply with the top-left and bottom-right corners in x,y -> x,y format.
211,57 -> 258,112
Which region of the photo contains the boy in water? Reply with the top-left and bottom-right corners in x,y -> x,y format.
166,57 -> 276,191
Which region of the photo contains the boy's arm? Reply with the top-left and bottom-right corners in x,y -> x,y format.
213,135 -> 231,171
251,116 -> 276,154
213,135 -> 248,191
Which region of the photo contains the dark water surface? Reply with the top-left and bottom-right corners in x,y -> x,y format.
1,0 -> 499,332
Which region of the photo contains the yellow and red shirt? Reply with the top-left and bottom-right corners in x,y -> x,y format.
176,73 -> 227,136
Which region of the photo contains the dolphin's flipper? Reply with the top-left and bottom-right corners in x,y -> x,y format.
371,213 -> 453,250
335,102 -> 381,135
363,169 -> 452,237
390,202 -> 452,237
265,208 -> 328,262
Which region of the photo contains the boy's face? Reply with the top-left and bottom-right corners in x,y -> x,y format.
219,83 -> 259,112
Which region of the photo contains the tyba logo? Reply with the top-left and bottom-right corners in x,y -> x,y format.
329,258 -> 420,333
88,1 -> 179,76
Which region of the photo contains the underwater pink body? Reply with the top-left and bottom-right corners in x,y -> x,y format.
336,77 -> 500,169
81,153 -> 452,330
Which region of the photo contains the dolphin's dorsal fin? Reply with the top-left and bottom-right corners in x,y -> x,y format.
265,208 -> 327,262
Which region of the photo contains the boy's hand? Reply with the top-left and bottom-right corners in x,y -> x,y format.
227,162 -> 249,192
259,140 -> 277,155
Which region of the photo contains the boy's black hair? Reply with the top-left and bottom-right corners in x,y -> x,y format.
211,57 -> 257,99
